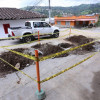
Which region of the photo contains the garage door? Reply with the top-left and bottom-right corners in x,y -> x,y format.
66,21 -> 70,27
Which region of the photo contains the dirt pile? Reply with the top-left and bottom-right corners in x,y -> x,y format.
58,43 -> 72,48
0,48 -> 33,77
32,43 -> 69,57
32,44 -> 41,49
67,35 -> 95,51
67,35 -> 93,45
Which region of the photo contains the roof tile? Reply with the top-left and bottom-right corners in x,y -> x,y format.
0,8 -> 46,20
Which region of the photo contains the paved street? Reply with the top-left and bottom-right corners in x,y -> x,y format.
0,28 -> 100,100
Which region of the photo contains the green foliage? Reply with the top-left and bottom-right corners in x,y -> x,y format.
95,16 -> 100,26
21,3 -> 100,17
81,10 -> 93,15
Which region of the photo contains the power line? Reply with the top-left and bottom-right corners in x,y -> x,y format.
26,0 -> 43,11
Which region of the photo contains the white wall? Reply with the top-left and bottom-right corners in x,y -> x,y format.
0,18 -> 42,38
45,18 -> 55,24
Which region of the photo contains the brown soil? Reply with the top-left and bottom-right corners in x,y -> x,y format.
66,35 -> 95,54
58,43 -> 72,48
0,35 -> 97,77
0,48 -> 33,78
67,35 -> 94,45
32,43 -> 69,57
32,43 -> 41,49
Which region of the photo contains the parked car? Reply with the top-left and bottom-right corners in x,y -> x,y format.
8,21 -> 60,42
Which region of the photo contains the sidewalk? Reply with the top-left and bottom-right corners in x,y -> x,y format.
0,53 -> 100,100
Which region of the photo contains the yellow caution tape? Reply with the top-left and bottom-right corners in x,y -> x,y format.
0,40 -> 38,48
60,28 -> 69,32
3,47 -> 36,61
39,40 -> 97,61
0,33 -> 72,63
0,32 -> 71,48
0,33 -> 37,40
2,34 -> 97,63
0,28 -> 69,40
72,28 -> 100,35
0,57 -> 37,82
40,52 -> 97,83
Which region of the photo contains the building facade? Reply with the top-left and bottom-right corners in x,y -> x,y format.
0,8 -> 46,38
55,14 -> 99,28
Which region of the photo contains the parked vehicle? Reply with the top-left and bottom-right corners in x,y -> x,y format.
8,21 -> 60,42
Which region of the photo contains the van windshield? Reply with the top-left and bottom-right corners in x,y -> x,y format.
25,22 -> 31,27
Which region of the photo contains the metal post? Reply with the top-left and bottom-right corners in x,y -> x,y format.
35,50 -> 46,100
69,25 -> 72,37
38,31 -> 40,44
49,0 -> 51,24
35,50 -> 41,92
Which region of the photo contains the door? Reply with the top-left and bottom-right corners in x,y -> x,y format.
33,22 -> 44,35
3,24 -> 10,34
76,21 -> 79,26
66,21 -> 70,27
42,22 -> 52,35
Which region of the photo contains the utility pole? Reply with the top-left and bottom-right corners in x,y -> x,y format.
49,0 -> 51,24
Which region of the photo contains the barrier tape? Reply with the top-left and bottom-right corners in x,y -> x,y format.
60,28 -> 69,32
0,32 -> 72,63
2,36 -> 97,63
1,32 -> 74,62
72,28 -> 100,35
0,33 -> 36,40
0,32 -> 72,48
0,28 -> 69,40
0,57 -> 37,82
40,52 -> 97,83
3,47 -> 36,61
39,40 -> 97,61
71,33 -> 100,39
0,40 -> 38,48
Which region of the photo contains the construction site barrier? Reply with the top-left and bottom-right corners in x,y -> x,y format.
0,28 -> 69,40
0,28 -> 99,99
39,40 -> 97,61
0,57 -> 37,82
0,30 -> 71,49
0,51 -> 97,84
2,37 -> 98,63
71,28 -> 100,35
0,33 -> 73,62
0,33 -> 37,40
3,47 -> 36,61
40,52 -> 97,83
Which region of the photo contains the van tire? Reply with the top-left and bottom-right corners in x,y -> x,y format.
52,30 -> 59,38
23,36 -> 32,43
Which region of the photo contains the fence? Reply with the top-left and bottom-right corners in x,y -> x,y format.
0,28 -> 99,99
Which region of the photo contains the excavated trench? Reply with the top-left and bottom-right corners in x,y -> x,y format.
0,35 -> 99,77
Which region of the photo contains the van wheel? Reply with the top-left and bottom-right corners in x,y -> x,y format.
52,33 -> 59,38
52,30 -> 59,38
23,36 -> 32,43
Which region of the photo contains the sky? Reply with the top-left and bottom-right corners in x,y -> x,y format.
0,0 -> 100,8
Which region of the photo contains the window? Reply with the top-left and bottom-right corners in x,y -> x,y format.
3,24 -> 10,34
33,22 -> 42,28
57,21 -> 61,25
42,22 -> 50,27
25,22 -> 31,27
33,22 -> 50,28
